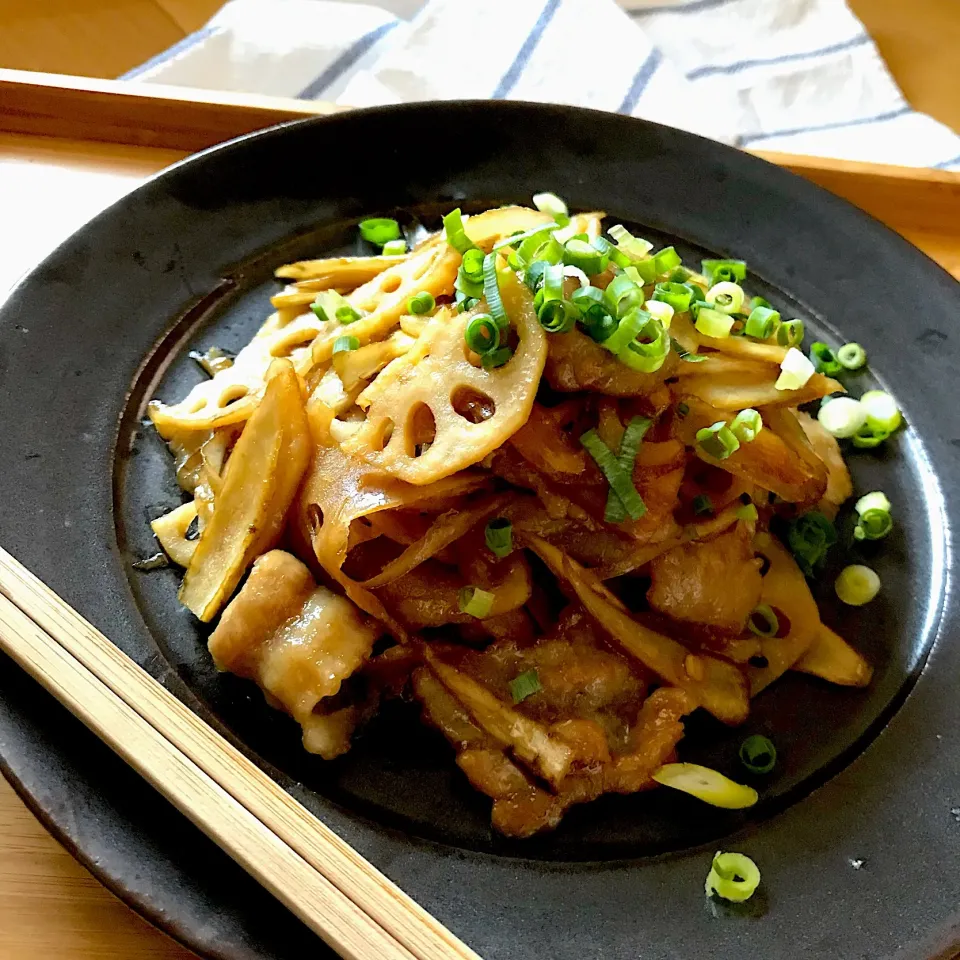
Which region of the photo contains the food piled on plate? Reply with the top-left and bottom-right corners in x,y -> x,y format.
145,194 -> 899,849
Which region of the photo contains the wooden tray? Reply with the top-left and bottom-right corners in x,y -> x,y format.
0,68 -> 957,960
2,69 -> 958,282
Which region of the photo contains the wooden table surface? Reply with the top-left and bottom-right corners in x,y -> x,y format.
0,0 -> 959,949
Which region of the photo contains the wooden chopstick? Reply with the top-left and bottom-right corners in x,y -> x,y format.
0,547 -> 481,960
0,590 -> 413,960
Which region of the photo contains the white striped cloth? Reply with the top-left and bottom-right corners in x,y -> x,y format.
123,0 -> 960,171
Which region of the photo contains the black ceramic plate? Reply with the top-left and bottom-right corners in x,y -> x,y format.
1,102 -> 958,960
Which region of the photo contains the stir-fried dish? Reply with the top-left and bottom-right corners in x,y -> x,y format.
146,195 -> 898,838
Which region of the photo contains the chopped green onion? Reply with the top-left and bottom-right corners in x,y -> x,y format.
739,734 -> 777,774
481,346 -> 513,369
592,235 -> 631,269
562,263 -> 590,289
747,604 -> 779,638
551,224 -> 579,246
604,416 -> 652,523
701,259 -> 746,284
653,246 -> 681,273
382,238 -> 407,256
332,335 -> 359,355
695,306 -> 735,339
854,491 -> 892,541
775,347 -> 815,390
706,281 -> 745,315
583,309 -> 618,343
696,421 -> 740,460
643,299 -> 675,330
407,291 -> 436,315
672,338 -> 708,363
705,852 -> 761,903
851,423 -> 891,448
359,217 -> 401,247
750,295 -> 771,310
571,285 -> 604,310
810,342 -> 843,376
460,247 -> 485,283
837,342 -> 867,370
485,518 -> 513,559
493,223 -> 554,252
511,228 -> 563,267
604,274 -> 645,318
538,299 -> 579,333
580,428 -> 647,523
860,390 -> 901,434
540,262 -> 565,304
532,192 -> 569,225
311,290 -> 358,323
652,763 -> 758,810
835,564 -> 880,606
459,585 -> 495,618
735,502 -> 759,522
626,258 -> 658,285
456,295 -> 480,313
788,511 -> 837,576
693,493 -> 714,516
524,259 -> 549,292
653,281 -> 694,313
442,208 -> 478,254
777,318 -> 805,348
482,253 -> 510,332
618,316 -> 670,373
730,408 -> 762,444
337,305 -> 361,324
562,238 -> 605,274
744,304 -> 781,340
817,396 -> 867,439
608,224 -> 653,261
600,305 -> 645,355
464,314 -> 500,355
509,668 -> 542,704
454,263 -> 484,300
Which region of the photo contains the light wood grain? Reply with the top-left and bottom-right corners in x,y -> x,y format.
0,69 -> 341,152
152,0 -> 224,33
0,0 -> 186,79
0,591 -> 416,960
0,776 -> 198,960
0,546 -> 481,960
848,0 -> 960,136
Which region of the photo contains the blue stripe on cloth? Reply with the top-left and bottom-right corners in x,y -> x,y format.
687,33 -> 870,80
738,106 -> 913,147
630,0 -> 737,17
492,0 -> 563,99
297,19 -> 399,99
120,26 -> 217,79
618,48 -> 663,115
933,154 -> 960,170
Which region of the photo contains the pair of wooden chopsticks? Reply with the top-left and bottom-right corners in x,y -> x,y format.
0,546 -> 482,960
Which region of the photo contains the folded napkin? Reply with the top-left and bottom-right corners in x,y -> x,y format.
124,0 -> 960,171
